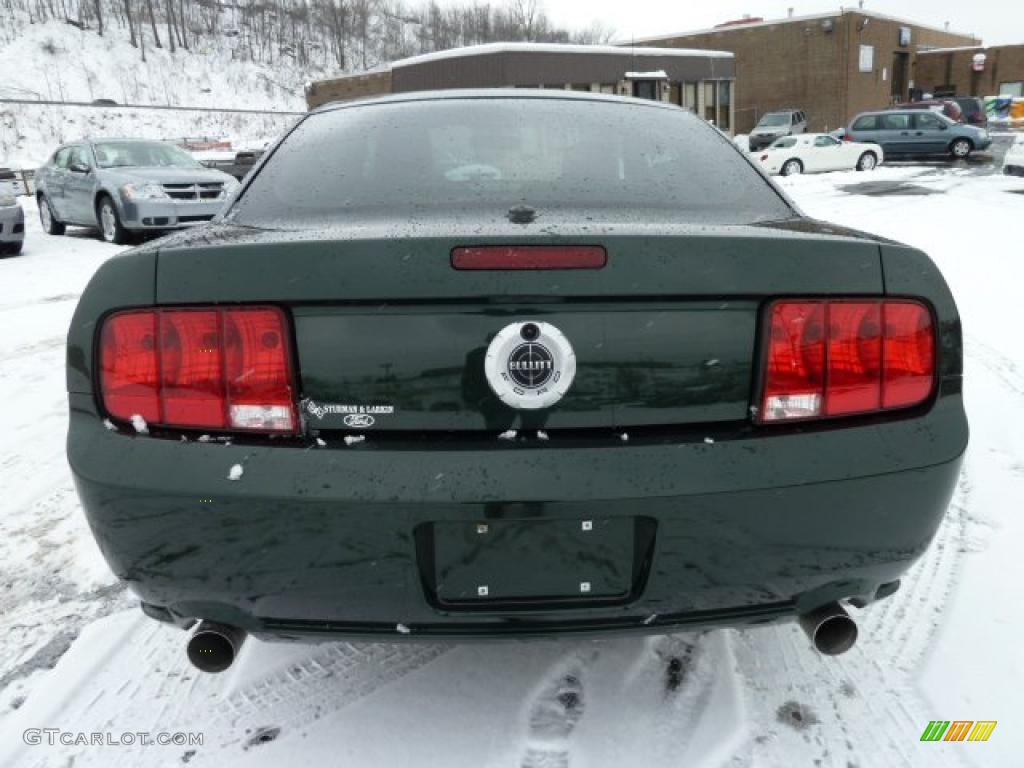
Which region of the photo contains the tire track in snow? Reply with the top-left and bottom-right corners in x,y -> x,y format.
965,335 -> 1024,398
727,466 -> 971,768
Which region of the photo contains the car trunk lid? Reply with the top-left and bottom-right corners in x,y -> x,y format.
154,214 -> 883,432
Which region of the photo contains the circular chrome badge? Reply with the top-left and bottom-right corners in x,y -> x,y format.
484,322 -> 576,410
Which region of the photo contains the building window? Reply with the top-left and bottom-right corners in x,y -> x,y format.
704,81 -> 717,123
570,83 -> 592,92
999,81 -> 1024,97
684,82 -> 697,112
859,45 -> 874,72
599,83 -> 617,94
669,82 -> 682,106
718,81 -> 731,131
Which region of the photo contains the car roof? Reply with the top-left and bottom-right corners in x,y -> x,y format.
855,109 -> 920,117
310,88 -> 689,115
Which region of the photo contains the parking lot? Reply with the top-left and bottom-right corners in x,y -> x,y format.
1,158 -> 1022,767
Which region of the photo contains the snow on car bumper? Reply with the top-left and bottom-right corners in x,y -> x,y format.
68,386 -> 967,639
0,204 -> 24,244
120,199 -> 226,229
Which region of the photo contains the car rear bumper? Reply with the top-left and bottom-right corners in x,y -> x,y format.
120,199 -> 225,230
69,385 -> 968,639
0,205 -> 24,243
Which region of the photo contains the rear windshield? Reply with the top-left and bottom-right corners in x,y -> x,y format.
229,98 -> 792,227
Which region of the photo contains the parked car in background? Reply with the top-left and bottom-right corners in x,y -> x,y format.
68,90 -> 966,671
948,96 -> 987,127
1003,137 -> 1024,177
91,98 -> 119,106
846,110 -> 991,159
199,149 -> 266,181
35,139 -> 240,244
892,99 -> 964,123
748,109 -> 808,151
756,133 -> 883,175
0,180 -> 25,256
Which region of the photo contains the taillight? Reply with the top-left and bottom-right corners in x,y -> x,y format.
758,299 -> 935,423
99,306 -> 298,434
452,246 -> 607,270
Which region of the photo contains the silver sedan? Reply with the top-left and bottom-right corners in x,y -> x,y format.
35,139 -> 239,244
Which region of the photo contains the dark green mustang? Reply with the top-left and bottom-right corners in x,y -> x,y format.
67,91 -> 967,672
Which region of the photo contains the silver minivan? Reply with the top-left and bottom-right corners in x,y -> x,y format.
845,110 -> 991,159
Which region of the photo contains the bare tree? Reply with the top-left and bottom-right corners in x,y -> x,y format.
145,0 -> 162,48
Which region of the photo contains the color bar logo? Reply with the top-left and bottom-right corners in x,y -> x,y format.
920,721 -> 997,742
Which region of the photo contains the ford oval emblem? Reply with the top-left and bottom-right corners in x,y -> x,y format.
343,413 -> 375,428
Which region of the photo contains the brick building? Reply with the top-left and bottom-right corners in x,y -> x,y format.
914,45 -> 1024,98
305,43 -> 737,130
633,9 -> 978,133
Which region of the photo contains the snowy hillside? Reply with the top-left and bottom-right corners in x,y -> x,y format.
0,102 -> 298,169
0,16 -> 321,109
0,13 -> 315,167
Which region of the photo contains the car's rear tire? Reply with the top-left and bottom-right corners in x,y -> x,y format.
781,159 -> 803,176
950,138 -> 973,159
856,152 -> 878,171
97,195 -> 130,245
38,195 -> 65,236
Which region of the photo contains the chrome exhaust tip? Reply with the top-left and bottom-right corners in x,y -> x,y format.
186,621 -> 246,673
798,601 -> 858,656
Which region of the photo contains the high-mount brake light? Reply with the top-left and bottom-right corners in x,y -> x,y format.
99,306 -> 298,434
758,299 -> 935,423
451,246 -> 607,270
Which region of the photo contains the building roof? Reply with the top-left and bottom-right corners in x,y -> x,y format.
388,42 -> 733,71
628,8 -> 977,45
310,87 -> 695,115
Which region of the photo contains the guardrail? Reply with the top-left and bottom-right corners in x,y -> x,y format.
0,97 -> 303,116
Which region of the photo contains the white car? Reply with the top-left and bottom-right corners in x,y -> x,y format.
755,133 -> 884,176
1003,137 -> 1024,177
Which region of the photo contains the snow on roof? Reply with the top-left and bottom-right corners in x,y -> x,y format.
917,45 -> 986,54
624,70 -> 669,79
629,9 -> 977,46
390,42 -> 732,71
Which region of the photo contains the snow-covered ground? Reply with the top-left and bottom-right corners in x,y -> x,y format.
0,165 -> 1022,767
